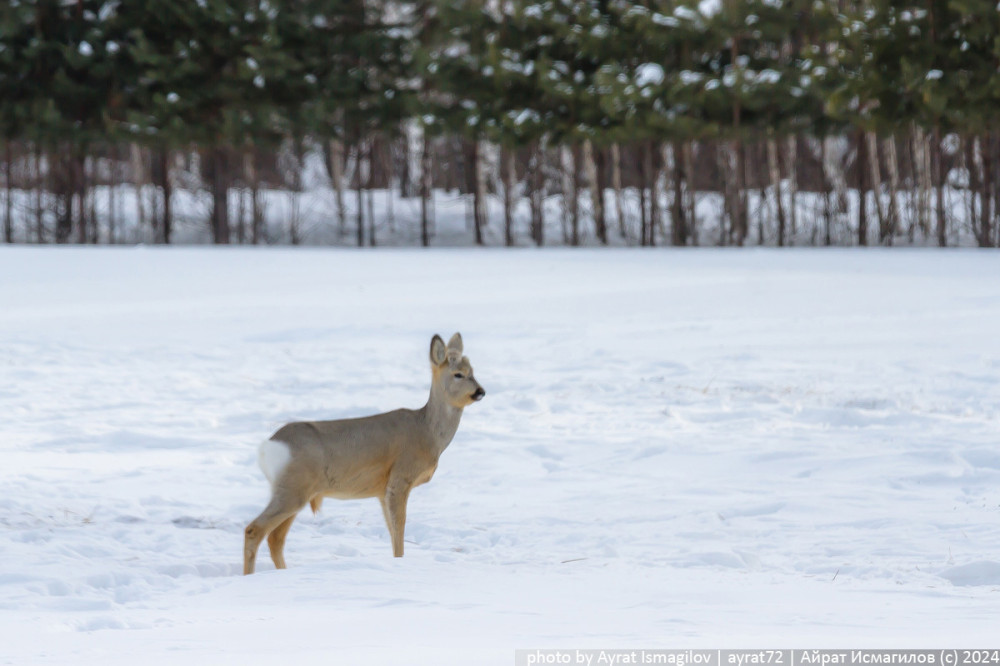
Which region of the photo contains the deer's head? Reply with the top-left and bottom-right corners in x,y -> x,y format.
430,333 -> 485,408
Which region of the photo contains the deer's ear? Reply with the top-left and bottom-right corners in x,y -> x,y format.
447,332 -> 464,354
430,335 -> 448,366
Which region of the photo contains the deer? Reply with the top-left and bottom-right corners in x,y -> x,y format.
243,333 -> 485,575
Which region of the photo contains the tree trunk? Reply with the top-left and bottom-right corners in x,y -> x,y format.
883,135 -> 901,244
131,143 -> 147,240
933,125 -> 946,247
991,134 -> 1000,247
582,139 -> 603,245
401,127 -> 415,199
383,140 -> 395,233
53,147 -> 72,244
88,156 -> 98,243
571,145 -> 582,245
290,151 -> 302,246
210,147 -> 230,244
329,139 -> 346,235
821,138 -> 832,246
729,26 -> 746,246
786,135 -> 798,241
717,143 -> 733,246
503,146 -> 516,247
559,145 -> 574,245
649,142 -> 660,247
55,162 -> 71,244
975,134 -> 992,247
670,141 -> 686,246
856,131 -> 868,246
716,143 -> 727,246
767,133 -> 786,246
820,136 -> 849,227
864,132 -> 886,243
155,147 -> 172,244
237,151 -> 249,244
3,141 -> 12,243
108,145 -> 117,245
720,140 -> 747,246
420,131 -> 433,247
611,143 -> 625,240
734,140 -> 747,245
248,150 -> 262,245
994,134 -> 1000,246
912,125 -> 931,240
758,182 -> 767,245
640,142 -> 653,246
34,144 -> 44,243
655,144 -> 671,242
472,139 -> 486,245
147,162 -> 159,243
683,141 -> 696,244
965,136 -> 978,245
368,188 -> 376,248
75,152 -> 87,245
356,140 -> 366,247
237,168 -> 247,245
528,139 -> 545,247
594,144 -> 608,244
465,141 -> 476,240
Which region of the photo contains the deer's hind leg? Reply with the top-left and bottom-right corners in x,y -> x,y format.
244,489 -> 310,575
266,514 -> 297,570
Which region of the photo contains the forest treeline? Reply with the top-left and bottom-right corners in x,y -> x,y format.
1,0 -> 999,247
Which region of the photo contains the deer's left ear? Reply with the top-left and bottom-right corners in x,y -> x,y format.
447,332 -> 463,353
430,335 -> 448,366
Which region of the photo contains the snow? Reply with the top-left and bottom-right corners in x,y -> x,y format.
939,562 -> 1000,587
636,63 -> 665,87
694,0 -> 718,18
756,69 -> 782,84
510,108 -> 541,126
523,4 -> 544,19
680,70 -> 704,85
1,248 -> 999,664
652,13 -> 680,27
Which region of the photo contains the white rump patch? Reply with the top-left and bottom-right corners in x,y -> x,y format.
258,439 -> 291,486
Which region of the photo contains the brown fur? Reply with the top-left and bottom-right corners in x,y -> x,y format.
243,333 -> 485,575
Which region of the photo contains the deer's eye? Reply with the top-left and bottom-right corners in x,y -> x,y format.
453,373 -> 465,379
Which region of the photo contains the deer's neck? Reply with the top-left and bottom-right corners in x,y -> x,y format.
423,383 -> 463,455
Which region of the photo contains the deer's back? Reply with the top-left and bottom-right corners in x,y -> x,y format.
270,409 -> 434,498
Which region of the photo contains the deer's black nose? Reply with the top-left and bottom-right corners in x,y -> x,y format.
472,388 -> 486,401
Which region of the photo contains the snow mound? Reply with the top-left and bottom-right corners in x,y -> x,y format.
939,561 -> 1000,587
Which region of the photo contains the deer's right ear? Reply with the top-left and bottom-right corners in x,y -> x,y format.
430,335 -> 448,366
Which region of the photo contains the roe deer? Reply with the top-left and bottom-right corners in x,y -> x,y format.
243,333 -> 485,575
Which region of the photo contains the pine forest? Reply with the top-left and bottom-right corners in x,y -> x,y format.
1,0 -> 1000,247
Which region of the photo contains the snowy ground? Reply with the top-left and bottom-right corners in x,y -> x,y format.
1,247 -> 999,664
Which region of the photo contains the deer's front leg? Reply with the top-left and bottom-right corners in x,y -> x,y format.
380,480 -> 411,557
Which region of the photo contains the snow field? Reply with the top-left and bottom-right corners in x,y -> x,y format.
1,247 -> 999,664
